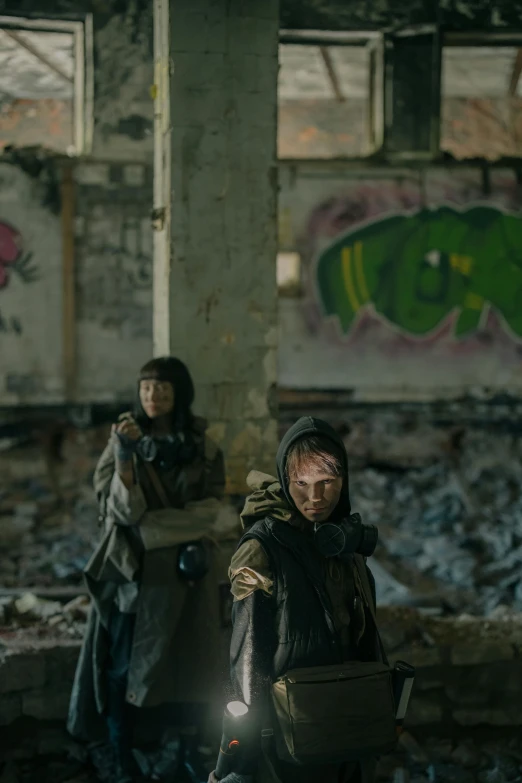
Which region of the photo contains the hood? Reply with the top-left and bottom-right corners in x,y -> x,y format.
240,471 -> 293,530
276,416 -> 351,517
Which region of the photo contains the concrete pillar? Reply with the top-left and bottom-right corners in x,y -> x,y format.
155,0 -> 280,493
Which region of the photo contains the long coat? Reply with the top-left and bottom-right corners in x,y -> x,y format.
67,417 -> 239,743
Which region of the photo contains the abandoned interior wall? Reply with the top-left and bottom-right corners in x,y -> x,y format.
0,159 -> 153,406
4,159 -> 522,405
2,2 -> 522,406
0,1 -> 155,405
278,162 -> 522,400
74,161 -> 153,402
0,162 -> 63,404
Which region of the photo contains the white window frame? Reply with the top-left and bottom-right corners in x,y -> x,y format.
0,13 -> 94,155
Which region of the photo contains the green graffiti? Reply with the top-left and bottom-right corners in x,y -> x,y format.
317,206 -> 522,339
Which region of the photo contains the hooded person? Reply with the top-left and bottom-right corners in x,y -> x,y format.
67,357 -> 231,783
209,417 -> 382,783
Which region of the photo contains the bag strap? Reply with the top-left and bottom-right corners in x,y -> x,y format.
353,555 -> 389,666
142,461 -> 171,509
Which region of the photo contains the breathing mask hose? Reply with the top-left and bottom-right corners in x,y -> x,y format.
314,513 -> 378,559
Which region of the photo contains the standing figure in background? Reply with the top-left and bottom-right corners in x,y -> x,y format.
68,356 -> 226,783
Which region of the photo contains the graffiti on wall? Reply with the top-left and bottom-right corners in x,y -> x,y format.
316,205 -> 522,342
0,220 -> 39,335
279,168 -> 522,393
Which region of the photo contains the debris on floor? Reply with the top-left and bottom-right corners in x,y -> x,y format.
377,732 -> 522,783
2,411 -> 522,620
344,417 -> 522,615
0,424 -> 104,591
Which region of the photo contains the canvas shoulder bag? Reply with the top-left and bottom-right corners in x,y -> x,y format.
269,556 -> 398,766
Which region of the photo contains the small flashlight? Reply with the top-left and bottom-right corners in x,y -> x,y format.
215,701 -> 249,780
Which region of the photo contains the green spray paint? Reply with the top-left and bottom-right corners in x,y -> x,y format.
317,206 -> 522,339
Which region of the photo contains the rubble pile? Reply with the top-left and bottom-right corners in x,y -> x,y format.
0,426 -> 106,589
2,412 -> 522,620
346,418 -> 522,615
377,733 -> 522,783
0,592 -> 89,640
0,756 -> 98,783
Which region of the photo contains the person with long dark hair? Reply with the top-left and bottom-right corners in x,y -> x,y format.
68,357 -> 227,783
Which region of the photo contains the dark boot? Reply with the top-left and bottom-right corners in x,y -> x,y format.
106,610 -> 137,782
89,741 -> 118,783
113,745 -> 139,783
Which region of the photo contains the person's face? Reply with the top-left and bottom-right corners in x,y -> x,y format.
139,379 -> 175,419
288,464 -> 343,523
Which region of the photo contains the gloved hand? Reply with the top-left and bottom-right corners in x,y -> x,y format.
111,416 -> 142,461
208,772 -> 253,783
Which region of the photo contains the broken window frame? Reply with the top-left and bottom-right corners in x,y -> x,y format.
441,30 -> 522,161
0,13 -> 94,156
377,25 -> 442,161
367,35 -> 384,156
278,29 -> 381,161
280,28 -> 522,163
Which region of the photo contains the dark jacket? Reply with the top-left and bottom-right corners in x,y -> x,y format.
227,418 -> 380,783
67,415 -> 232,743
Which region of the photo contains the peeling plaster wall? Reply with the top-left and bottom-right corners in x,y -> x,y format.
167,0 -> 280,493
2,0 -> 522,414
0,163 -> 63,404
73,161 -> 153,403
0,158 -> 154,406
278,161 -> 522,400
0,3 -> 155,404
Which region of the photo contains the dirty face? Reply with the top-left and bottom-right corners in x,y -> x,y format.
288,466 -> 343,524
139,379 -> 175,419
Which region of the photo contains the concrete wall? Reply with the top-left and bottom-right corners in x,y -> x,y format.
278,162 -> 522,400
3,2 -> 522,409
0,163 -> 64,403
0,2 -> 155,405
0,159 -> 153,406
166,0 -> 280,492
74,161 -> 153,402
5,158 -> 522,406
2,608 -> 522,747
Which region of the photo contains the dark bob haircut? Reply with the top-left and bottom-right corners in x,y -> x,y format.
134,356 -> 195,433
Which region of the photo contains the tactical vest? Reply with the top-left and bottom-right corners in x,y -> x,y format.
240,517 -> 378,679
